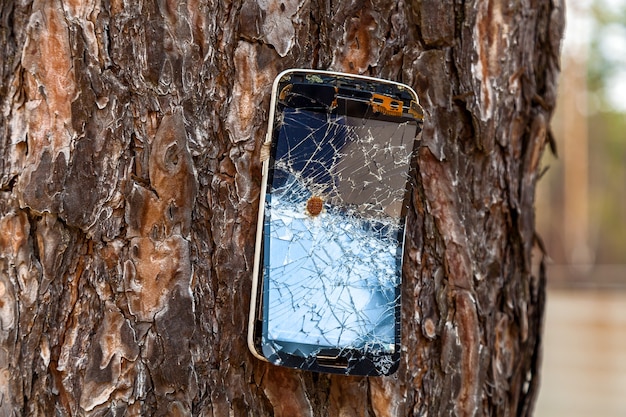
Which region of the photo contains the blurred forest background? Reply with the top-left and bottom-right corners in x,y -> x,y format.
535,0 -> 626,415
537,0 -> 626,285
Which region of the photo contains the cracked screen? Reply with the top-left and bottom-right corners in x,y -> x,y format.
252,70 -> 422,376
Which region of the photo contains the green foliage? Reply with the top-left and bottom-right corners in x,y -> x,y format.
585,0 -> 626,263
587,0 -> 626,110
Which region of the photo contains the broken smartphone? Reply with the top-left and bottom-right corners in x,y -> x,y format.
248,69 -> 423,376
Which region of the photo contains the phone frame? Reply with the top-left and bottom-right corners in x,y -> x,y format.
247,68 -> 422,376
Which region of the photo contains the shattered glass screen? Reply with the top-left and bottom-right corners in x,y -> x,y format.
262,102 -> 418,361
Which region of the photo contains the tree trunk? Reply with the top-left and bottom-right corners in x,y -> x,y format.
0,0 -> 563,416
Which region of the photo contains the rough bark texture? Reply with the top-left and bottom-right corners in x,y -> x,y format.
0,0 -> 563,416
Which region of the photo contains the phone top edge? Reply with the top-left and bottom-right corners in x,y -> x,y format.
273,68 -> 422,109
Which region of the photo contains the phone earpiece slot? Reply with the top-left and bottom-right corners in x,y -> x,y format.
316,355 -> 349,369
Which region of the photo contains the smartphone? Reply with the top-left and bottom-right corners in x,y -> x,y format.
248,69 -> 423,376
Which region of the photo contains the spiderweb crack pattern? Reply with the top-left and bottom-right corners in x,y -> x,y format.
263,101 -> 417,372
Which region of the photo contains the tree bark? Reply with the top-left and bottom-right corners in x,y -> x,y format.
0,0 -> 563,416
